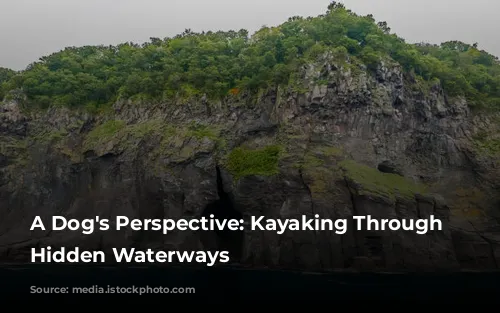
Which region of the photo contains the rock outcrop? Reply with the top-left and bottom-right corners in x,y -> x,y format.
0,55 -> 499,270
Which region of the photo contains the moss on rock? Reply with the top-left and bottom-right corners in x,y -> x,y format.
83,120 -> 126,151
473,136 -> 500,157
31,130 -> 68,144
186,122 -> 220,141
226,145 -> 282,179
82,119 -> 218,156
126,119 -> 164,139
339,159 -> 427,201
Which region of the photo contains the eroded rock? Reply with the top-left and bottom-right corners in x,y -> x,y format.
0,60 -> 498,271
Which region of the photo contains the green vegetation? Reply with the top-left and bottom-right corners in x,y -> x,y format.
0,67 -> 16,100
83,120 -> 126,150
475,138 -> 500,156
0,68 -> 15,84
339,159 -> 427,201
292,145 -> 344,194
186,123 -> 220,140
126,119 -> 164,139
0,2 -> 498,109
473,129 -> 500,157
81,119 -> 223,159
31,130 -> 68,144
226,145 -> 282,179
0,136 -> 28,156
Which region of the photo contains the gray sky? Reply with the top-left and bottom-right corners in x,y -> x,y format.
1,0 -> 498,70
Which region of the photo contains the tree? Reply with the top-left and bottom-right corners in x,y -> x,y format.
0,3 -> 499,111
327,1 -> 345,12
0,67 -> 15,84
275,39 -> 286,63
377,21 -> 391,34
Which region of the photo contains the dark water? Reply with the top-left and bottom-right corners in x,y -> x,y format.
1,265 -> 499,311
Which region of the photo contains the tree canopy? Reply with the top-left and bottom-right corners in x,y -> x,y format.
0,67 -> 16,100
1,1 -> 499,110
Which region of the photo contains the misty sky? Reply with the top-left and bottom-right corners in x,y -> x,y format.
1,0 -> 498,70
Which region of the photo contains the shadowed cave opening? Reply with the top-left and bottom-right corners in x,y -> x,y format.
200,166 -> 244,262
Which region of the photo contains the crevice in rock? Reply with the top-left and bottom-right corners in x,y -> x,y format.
297,131 -> 315,218
344,176 -> 361,262
298,167 -> 323,268
298,169 -> 315,217
344,177 -> 358,215
200,166 -> 244,262
377,160 -> 403,176
393,95 -> 404,107
296,132 -> 322,268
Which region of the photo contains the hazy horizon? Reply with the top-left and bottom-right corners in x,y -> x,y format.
1,0 -> 499,70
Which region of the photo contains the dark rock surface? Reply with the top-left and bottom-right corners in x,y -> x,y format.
0,57 -> 498,270
377,160 -> 402,176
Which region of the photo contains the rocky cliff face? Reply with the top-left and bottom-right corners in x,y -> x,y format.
0,55 -> 499,270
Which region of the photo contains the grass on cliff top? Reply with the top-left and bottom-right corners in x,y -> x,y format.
226,145 -> 282,179
339,159 -> 427,201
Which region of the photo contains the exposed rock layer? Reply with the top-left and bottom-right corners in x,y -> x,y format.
0,59 -> 499,270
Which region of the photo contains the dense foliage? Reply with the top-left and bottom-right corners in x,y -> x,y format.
1,2 -> 499,110
0,67 -> 15,100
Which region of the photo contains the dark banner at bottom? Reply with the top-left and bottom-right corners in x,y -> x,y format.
1,265 -> 499,312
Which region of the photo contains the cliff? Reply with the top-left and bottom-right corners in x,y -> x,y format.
0,55 -> 499,270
